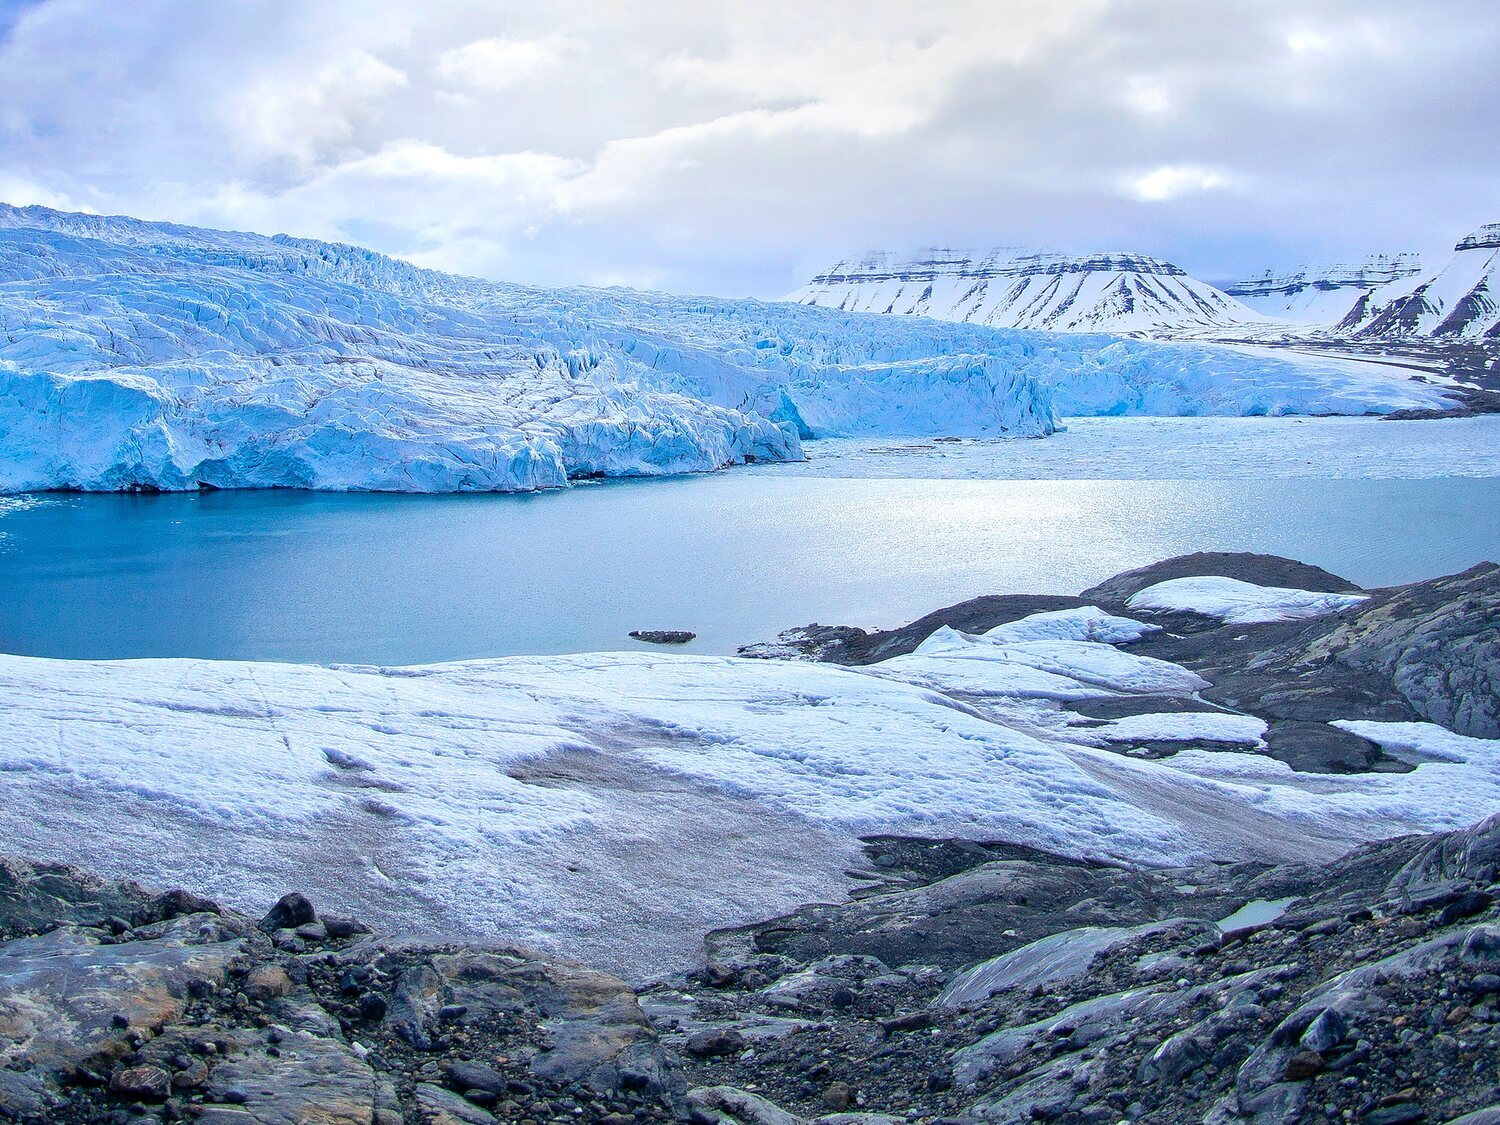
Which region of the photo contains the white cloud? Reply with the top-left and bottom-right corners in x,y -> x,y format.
0,0 -> 1495,294
1126,164 -> 1235,203
436,35 -> 583,92
225,50 -> 409,173
0,174 -> 93,212
1121,76 -> 1174,117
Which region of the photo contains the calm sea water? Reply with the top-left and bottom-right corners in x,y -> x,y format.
1,472 -> 1497,663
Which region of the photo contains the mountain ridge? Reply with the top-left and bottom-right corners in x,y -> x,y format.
788,245 -> 1266,336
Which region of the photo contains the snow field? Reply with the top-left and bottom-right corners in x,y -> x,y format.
3,593 -> 1498,974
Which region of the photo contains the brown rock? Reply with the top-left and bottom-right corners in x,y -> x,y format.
1283,1050 -> 1325,1081
244,965 -> 294,1000
821,1080 -> 854,1110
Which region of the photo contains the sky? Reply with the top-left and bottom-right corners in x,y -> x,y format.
0,0 -> 1496,297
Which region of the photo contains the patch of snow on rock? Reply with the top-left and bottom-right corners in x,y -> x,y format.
982,606 -> 1161,645
1330,720 -> 1491,765
1127,576 -> 1369,625
1088,712 -> 1269,746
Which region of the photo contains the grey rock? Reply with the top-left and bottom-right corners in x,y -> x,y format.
1298,1007 -> 1349,1053
938,920 -> 1192,1008
686,1084 -> 804,1125
685,1027 -> 747,1057
416,1081 -> 499,1124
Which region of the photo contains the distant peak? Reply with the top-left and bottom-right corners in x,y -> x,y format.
1455,223 -> 1500,252
806,247 -> 1190,287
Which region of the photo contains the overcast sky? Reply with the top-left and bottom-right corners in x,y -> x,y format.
0,0 -> 1496,296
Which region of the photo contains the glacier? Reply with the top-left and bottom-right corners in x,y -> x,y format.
0,204 -> 1460,493
2,602 -> 1497,976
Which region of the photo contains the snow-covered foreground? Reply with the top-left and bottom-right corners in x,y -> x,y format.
4,604 -> 1498,977
0,205 -> 1459,493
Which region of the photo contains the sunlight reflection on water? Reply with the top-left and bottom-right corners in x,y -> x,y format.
0,473 -> 1494,664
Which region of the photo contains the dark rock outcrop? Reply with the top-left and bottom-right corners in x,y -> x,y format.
630,630 -> 698,645
1078,550 -> 1362,603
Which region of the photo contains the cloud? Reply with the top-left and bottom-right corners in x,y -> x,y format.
436,35 -> 583,92
0,0 -> 1495,295
1127,164 -> 1235,203
226,50 -> 409,174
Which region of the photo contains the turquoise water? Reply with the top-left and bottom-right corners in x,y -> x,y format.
1,474 -> 1496,663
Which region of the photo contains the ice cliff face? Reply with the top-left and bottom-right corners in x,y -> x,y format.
1340,224 -> 1500,339
0,206 -> 1460,492
788,247 -> 1267,335
0,206 -> 1061,492
1225,253 -> 1422,324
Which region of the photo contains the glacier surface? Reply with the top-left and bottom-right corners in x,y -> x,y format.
3,608 -> 1498,977
0,205 -> 1460,493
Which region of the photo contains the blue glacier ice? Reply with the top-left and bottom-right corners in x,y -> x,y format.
0,205 -> 1455,493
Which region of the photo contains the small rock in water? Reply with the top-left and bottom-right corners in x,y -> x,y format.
629,629 -> 696,645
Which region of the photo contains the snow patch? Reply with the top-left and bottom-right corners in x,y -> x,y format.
2,644 -> 1499,976
1330,720 -> 1488,765
1085,712 -> 1269,747
983,606 -> 1160,645
1127,576 -> 1369,625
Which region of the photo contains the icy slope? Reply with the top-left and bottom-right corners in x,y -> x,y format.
1225,253 -> 1422,325
1342,224 -> 1500,338
0,205 -> 1460,494
788,247 -> 1270,335
2,619 -> 1497,974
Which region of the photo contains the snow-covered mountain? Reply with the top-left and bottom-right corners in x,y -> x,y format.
1225,253 -> 1422,324
0,206 -> 1460,492
1340,223 -> 1500,339
788,247 -> 1269,335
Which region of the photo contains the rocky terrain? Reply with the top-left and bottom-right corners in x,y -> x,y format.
0,862 -> 683,1125
3,551 -> 1498,1123
3,816 -> 1497,1124
742,551 -> 1499,748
